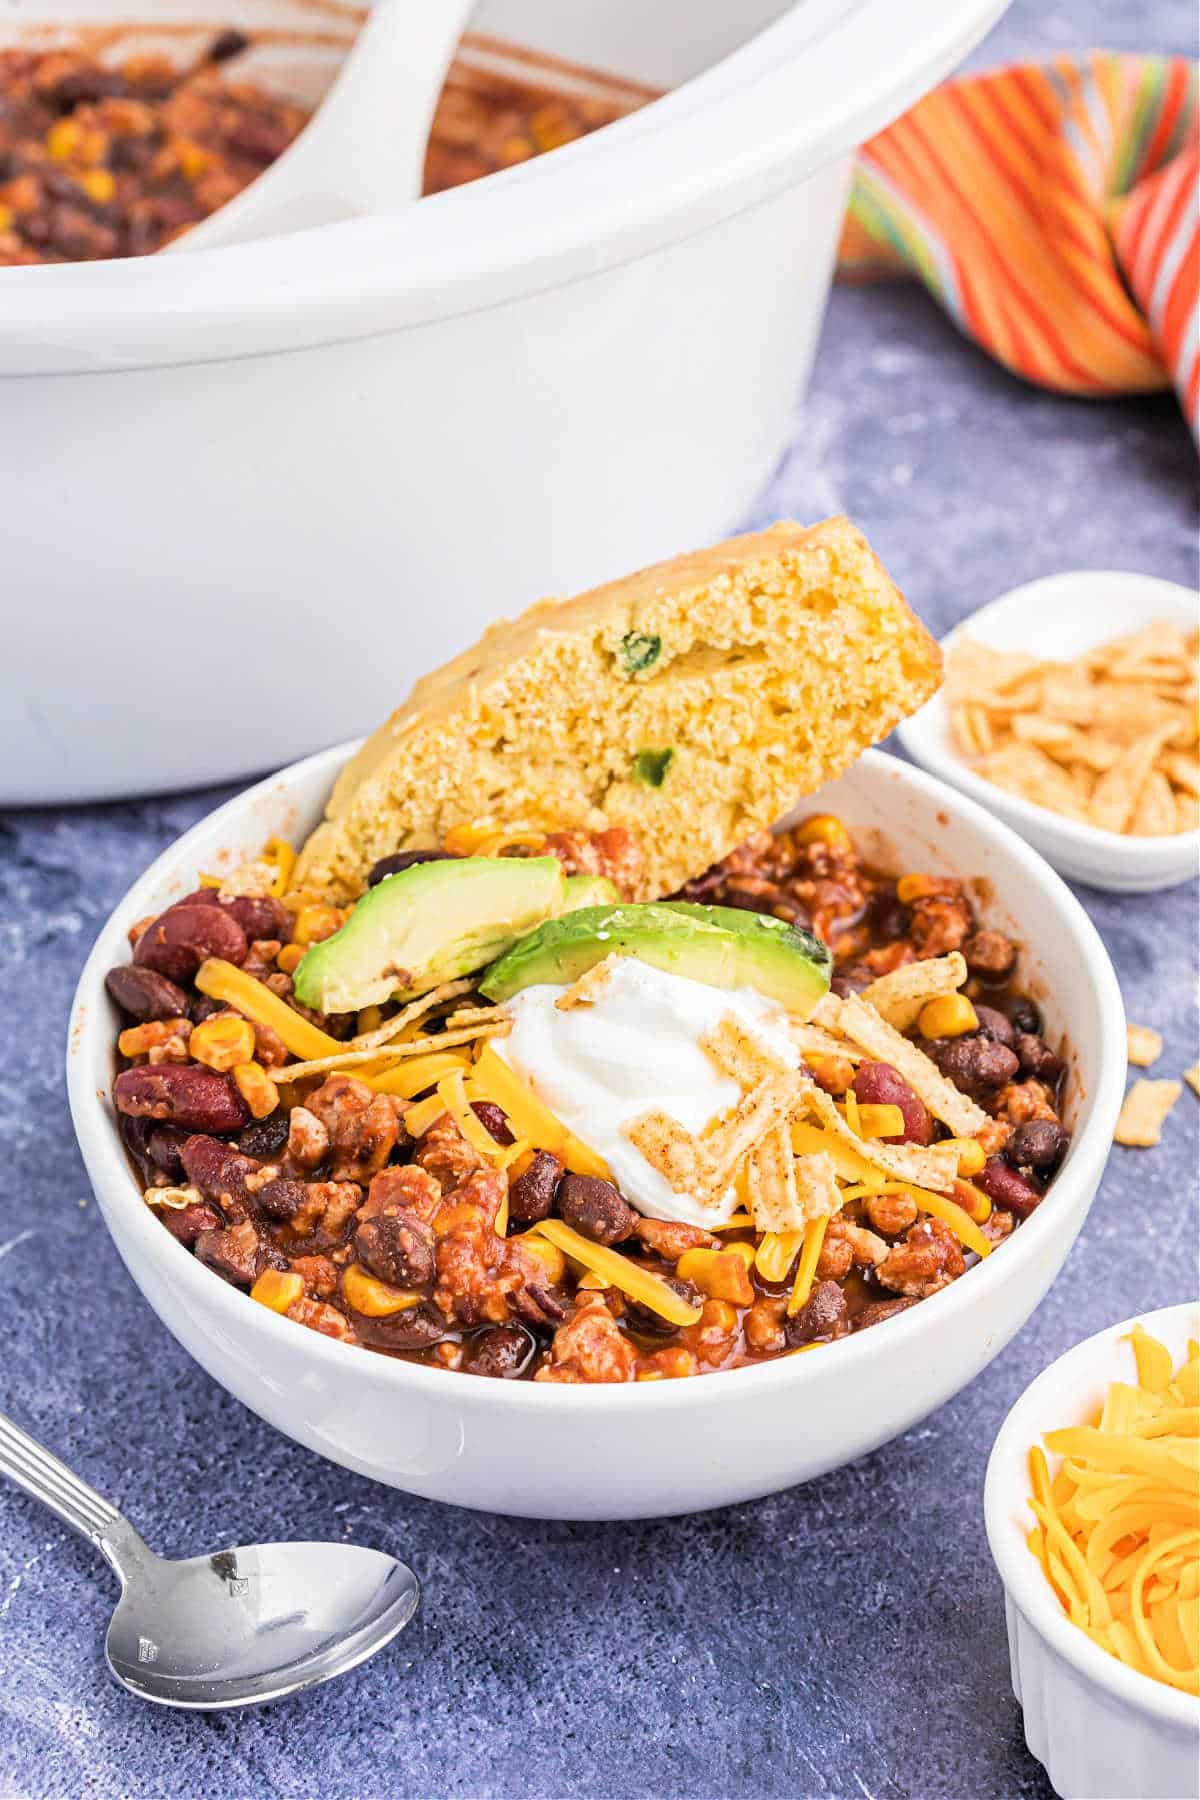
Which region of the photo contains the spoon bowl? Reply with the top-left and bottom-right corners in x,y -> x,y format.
105,1537 -> 420,1709
0,1409 -> 420,1710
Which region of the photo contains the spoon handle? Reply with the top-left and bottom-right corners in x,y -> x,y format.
0,1409 -> 123,1546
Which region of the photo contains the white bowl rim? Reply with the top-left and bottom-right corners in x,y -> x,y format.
897,570 -> 1200,871
2,0 -> 1009,374
67,741 -> 1125,1417
984,1299 -> 1200,1732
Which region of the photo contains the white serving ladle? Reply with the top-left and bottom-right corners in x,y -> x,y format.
175,0 -> 477,253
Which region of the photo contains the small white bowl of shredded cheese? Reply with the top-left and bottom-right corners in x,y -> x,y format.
985,1302 -> 1200,1800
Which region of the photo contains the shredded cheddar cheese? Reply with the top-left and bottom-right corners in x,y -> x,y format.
787,1215 -> 829,1316
529,1220 -> 702,1326
195,958 -> 340,1062
1025,1325 -> 1200,1696
469,1045 -> 611,1179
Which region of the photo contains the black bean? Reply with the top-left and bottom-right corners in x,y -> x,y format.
461,1324 -> 537,1379
237,1113 -> 291,1159
1015,1033 -> 1065,1083
926,1036 -> 1019,1098
973,1004 -> 1016,1049
556,1174 -> 635,1245
624,1278 -> 701,1339
1008,1119 -> 1068,1171
999,994 -> 1041,1036
508,1151 -> 563,1225
208,28 -> 250,62
785,1280 -> 849,1346
352,1303 -> 449,1352
256,1178 -> 308,1223
366,850 -> 454,887
354,1212 -> 435,1289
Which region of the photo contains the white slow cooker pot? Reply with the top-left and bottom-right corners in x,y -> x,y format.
2,0 -> 1007,803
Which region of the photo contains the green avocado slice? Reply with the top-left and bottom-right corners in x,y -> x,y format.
562,875 -> 621,909
293,856 -> 569,1014
477,900 -> 832,1016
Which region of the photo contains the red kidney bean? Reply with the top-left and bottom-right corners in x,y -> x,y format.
133,900 -> 247,985
852,1062 -> 933,1145
851,1296 -> 917,1333
471,1101 -> 514,1147
105,964 -> 190,1022
354,1213 -> 435,1289
158,1202 -> 222,1248
460,1323 -> 537,1379
976,1155 -> 1042,1218
508,1151 -> 564,1225
179,1134 -> 258,1207
255,1178 -> 308,1223
556,1174 -> 635,1245
114,1066 -> 249,1134
222,895 -> 292,943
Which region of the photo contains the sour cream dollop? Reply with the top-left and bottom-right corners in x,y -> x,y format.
496,958 -> 799,1228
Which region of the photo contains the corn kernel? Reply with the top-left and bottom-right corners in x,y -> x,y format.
953,1179 -> 992,1225
177,138 -> 211,182
575,1270 -> 608,1291
232,1060 -> 279,1121
292,904 -> 346,946
189,1013 -> 256,1071
521,1235 -> 566,1284
795,813 -> 851,852
722,1240 -> 757,1271
276,942 -> 305,975
119,1018 -> 189,1058
79,168 -> 115,203
0,205 -> 13,232
499,134 -> 533,164
357,1005 -> 383,1036
944,1136 -> 987,1177
342,1262 -> 419,1317
896,873 -> 951,905
918,994 -> 979,1039
648,1347 -> 697,1380
250,1269 -> 304,1314
46,118 -> 83,161
636,1370 -> 664,1381
675,1247 -> 753,1306
805,1053 -> 856,1095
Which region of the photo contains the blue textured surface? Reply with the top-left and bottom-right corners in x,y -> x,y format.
1,2 -> 1197,1793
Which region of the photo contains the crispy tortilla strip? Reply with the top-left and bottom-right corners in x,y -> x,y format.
276,1019 -> 510,1082
1089,727 -> 1176,834
626,1111 -> 718,1195
745,1122 -> 800,1230
349,979 -> 475,1051
1126,1024 -> 1163,1068
707,1073 -> 807,1187
981,743 -> 1093,822
701,1015 -> 793,1087
861,952 -> 968,1032
555,954 -> 623,1011
801,1085 -> 960,1192
1184,1065 -> 1200,1098
790,1022 -> 865,1061
820,992 -> 988,1137
1114,1079 -> 1182,1148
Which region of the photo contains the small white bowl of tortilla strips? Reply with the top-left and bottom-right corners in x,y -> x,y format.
897,570 -> 1199,894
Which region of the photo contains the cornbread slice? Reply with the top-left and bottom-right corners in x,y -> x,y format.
294,518 -> 941,903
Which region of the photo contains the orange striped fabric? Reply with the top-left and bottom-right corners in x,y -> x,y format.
839,53 -> 1199,439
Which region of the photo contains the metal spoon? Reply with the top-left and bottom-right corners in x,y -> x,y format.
0,1410 -> 419,1709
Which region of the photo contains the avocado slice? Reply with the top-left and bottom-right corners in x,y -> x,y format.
478,901 -> 832,1017
293,856 -> 568,1014
563,875 -> 621,909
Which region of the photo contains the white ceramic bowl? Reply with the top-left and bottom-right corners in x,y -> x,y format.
67,745 -> 1125,1519
1,0 -> 1008,804
897,570 -> 1200,893
985,1302 -> 1200,1800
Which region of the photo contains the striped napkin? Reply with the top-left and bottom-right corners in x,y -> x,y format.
839,53 -> 1199,441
